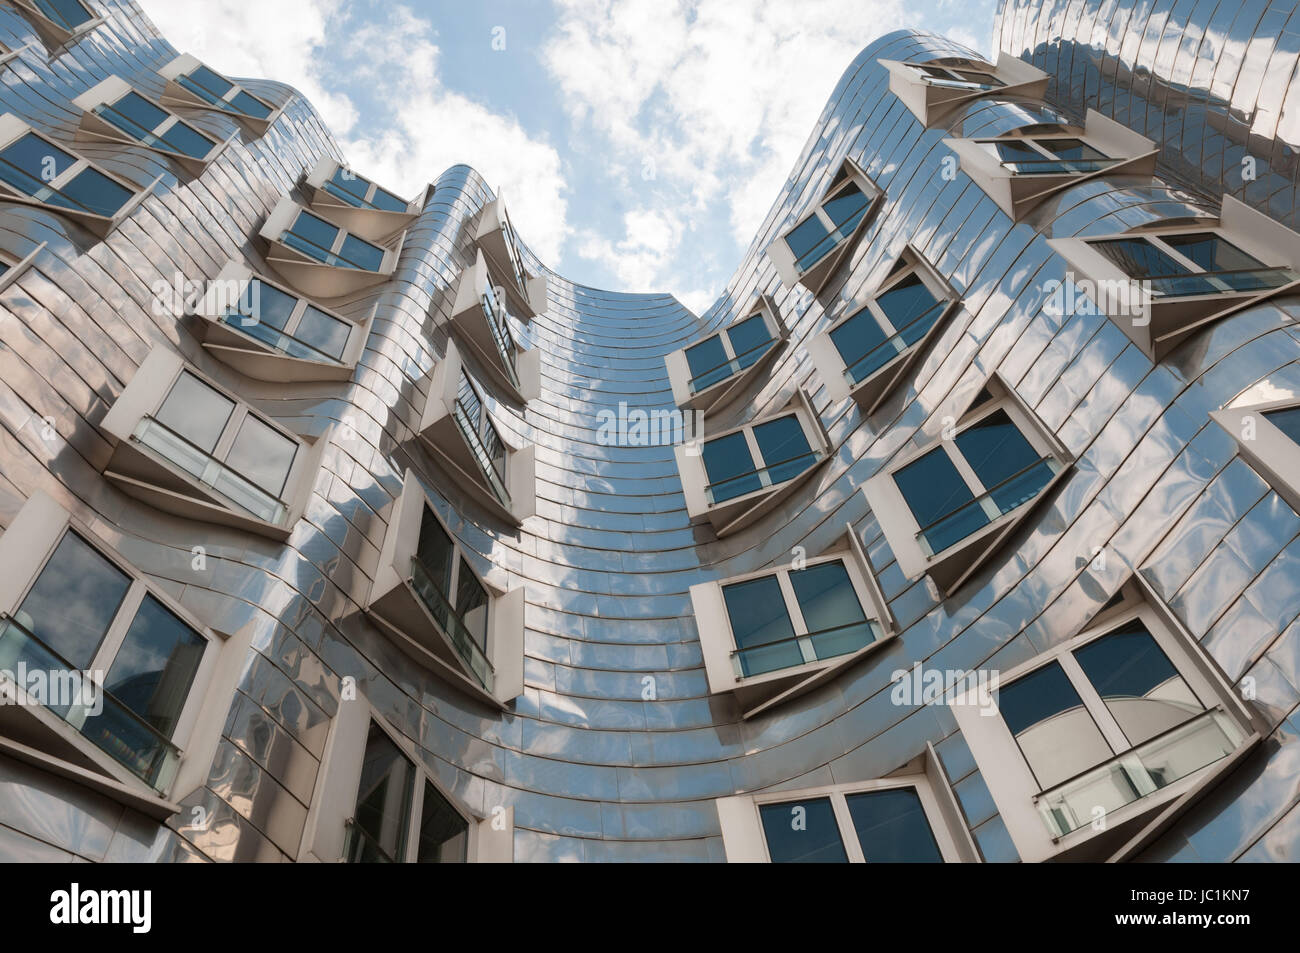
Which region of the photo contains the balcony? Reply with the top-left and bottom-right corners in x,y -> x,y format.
881,53 -> 1048,127
157,54 -> 282,137
259,196 -> 403,299
303,157 -> 422,243
447,250 -> 542,404
474,196 -> 549,319
9,0 -> 104,51
664,295 -> 788,414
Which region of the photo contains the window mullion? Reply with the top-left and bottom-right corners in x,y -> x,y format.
283,299 -> 308,336
741,428 -> 767,488
90,580 -> 145,673
1057,650 -> 1128,753
830,793 -> 866,863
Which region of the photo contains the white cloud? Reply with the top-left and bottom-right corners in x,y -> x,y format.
136,0 -> 570,264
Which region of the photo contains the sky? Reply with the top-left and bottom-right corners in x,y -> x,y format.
138,0 -> 996,314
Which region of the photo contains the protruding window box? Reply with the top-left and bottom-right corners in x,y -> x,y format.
863,373 -> 1072,597
808,245 -> 958,413
474,195 -> 548,319
259,196 -> 404,299
690,525 -> 895,718
448,250 -> 541,404
100,348 -> 326,542
193,260 -> 368,382
9,0 -> 103,51
300,698 -> 514,862
716,746 -> 979,862
1049,196 -> 1300,362
157,53 -> 282,137
1212,398 -> 1300,515
0,114 -> 159,238
766,157 -> 882,295
946,110 -> 1157,220
418,341 -> 537,526
665,295 -> 788,414
72,76 -> 235,176
365,470 -> 525,709
950,577 -> 1263,862
880,54 -> 1048,126
303,156 -> 422,244
676,390 -> 830,537
0,490 -> 252,819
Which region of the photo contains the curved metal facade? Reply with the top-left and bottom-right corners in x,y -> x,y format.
0,0 -> 1296,863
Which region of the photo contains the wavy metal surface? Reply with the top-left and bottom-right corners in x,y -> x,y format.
0,0 -> 1295,862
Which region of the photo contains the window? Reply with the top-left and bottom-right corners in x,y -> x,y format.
1212,396 -> 1300,515
447,250 -> 542,404
951,581 -> 1260,861
474,195 -> 548,318
10,0 -> 102,47
864,373 -> 1071,596
100,348 -> 323,541
298,696 -> 511,863
881,53 -> 1048,126
0,491 -> 233,813
676,391 -> 829,537
690,524 -> 894,717
767,157 -> 881,294
195,261 -> 366,382
810,246 -> 957,412
419,341 -> 537,525
158,54 -> 279,135
1048,195 -> 1300,361
303,157 -> 420,244
0,114 -> 150,236
716,750 -> 978,862
665,295 -> 787,413
946,111 -> 1157,220
74,77 -> 227,175
259,197 -> 403,298
366,469 -> 526,707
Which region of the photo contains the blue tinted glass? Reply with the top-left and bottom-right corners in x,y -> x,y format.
34,0 -> 93,30
102,594 -> 205,738
895,446 -> 980,550
722,575 -> 802,677
1091,238 -> 1190,279
846,789 -> 943,862
58,167 -> 132,217
339,233 -> 384,271
876,272 -> 941,339
760,798 -> 848,863
103,92 -> 169,136
830,305 -> 891,380
369,187 -> 409,213
17,532 -> 130,669
329,168 -> 370,205
992,139 -> 1042,162
822,180 -> 868,228
684,334 -> 728,391
229,279 -> 295,331
954,409 -> 1039,489
286,211 -> 341,262
702,431 -> 759,502
157,119 -> 214,159
997,661 -> 1084,737
188,65 -> 234,99
784,214 -> 830,266
1265,407 -> 1300,444
1041,138 -> 1106,161
726,313 -> 772,370
788,560 -> 873,660
752,414 -> 814,486
230,90 -> 272,120
0,133 -> 78,196
1162,232 -> 1264,272
293,306 -> 350,361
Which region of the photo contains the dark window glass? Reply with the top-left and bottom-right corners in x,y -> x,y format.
845,788 -> 943,862
16,531 -> 130,669
339,232 -> 384,271
1073,621 -> 1203,746
788,560 -> 873,661
1265,406 -> 1300,445
56,167 -> 132,218
328,167 -> 370,206
752,414 -> 815,487
369,187 -> 409,213
454,558 -> 489,652
822,180 -> 868,229
416,507 -> 455,602
784,214 -> 831,270
102,91 -> 168,136
876,272 -> 942,342
156,118 -> 214,160
34,0 -> 93,30
286,211 -> 340,260
953,409 -> 1044,512
684,334 -> 728,392
702,430 -> 759,502
187,65 -> 234,99
726,313 -> 773,371
722,575 -> 801,676
895,446 -> 980,554
229,90 -> 271,120
416,782 -> 468,863
1039,138 -> 1106,161
0,132 -> 77,184
1162,232 -> 1265,273
759,798 -> 848,863
998,661 -> 1112,789
100,594 -> 205,739
831,304 -> 891,382
1091,237 -> 1190,279
992,139 -> 1043,163
351,722 -> 416,862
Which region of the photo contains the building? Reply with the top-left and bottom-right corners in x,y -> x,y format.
0,0 -> 1295,863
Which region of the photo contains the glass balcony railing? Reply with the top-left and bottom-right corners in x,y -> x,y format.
343,818 -> 396,863
705,449 -> 821,505
688,337 -> 775,395
280,228 -> 380,272
916,456 -> 1060,558
452,399 -> 510,507
0,615 -> 181,792
1142,266 -> 1299,298
480,288 -> 520,387
1035,707 -> 1245,839
1000,156 -> 1121,176
132,416 -> 288,525
731,618 -> 882,679
219,311 -> 344,365
920,74 -> 1001,92
839,300 -> 947,386
408,557 -> 494,692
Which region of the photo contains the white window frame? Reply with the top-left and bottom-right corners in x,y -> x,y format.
0,113 -> 159,237
690,523 -> 895,718
809,244 -> 958,413
0,490 -> 250,817
717,746 -> 978,862
863,371 -> 1072,597
665,294 -> 788,414
880,52 -> 1048,126
72,76 -> 234,176
1049,195 -> 1300,361
298,698 -> 513,863
193,259 -> 369,382
1212,396 -> 1300,516
675,389 -> 831,537
951,578 -> 1261,862
157,53 -> 282,137
766,157 -> 882,295
9,0 -> 104,50
366,468 -> 526,708
946,109 -> 1156,220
